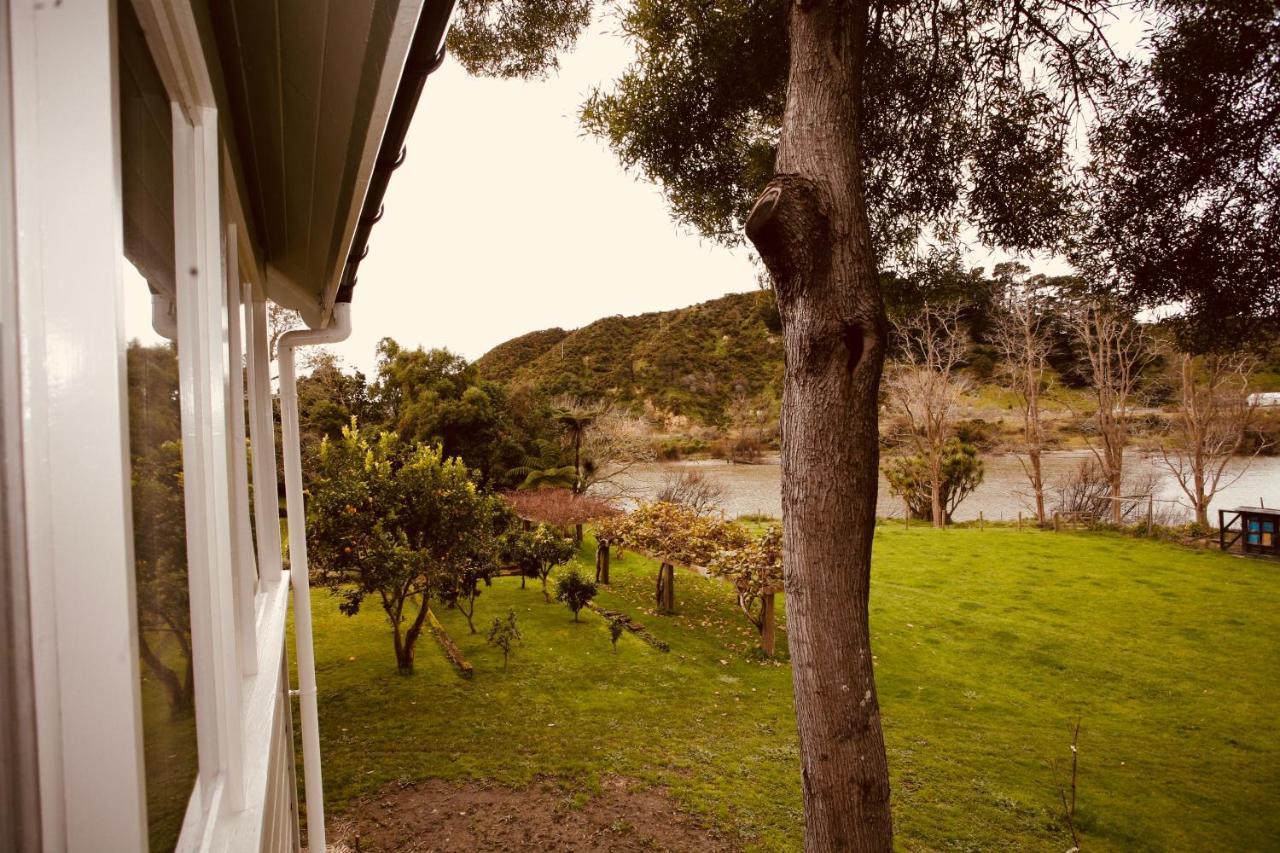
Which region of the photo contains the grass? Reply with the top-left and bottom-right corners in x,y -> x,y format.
302,527 -> 1280,851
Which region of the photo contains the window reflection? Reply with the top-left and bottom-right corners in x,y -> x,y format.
119,0 -> 198,847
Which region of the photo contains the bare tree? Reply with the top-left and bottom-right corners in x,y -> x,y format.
1159,351 -> 1262,527
552,397 -> 655,498
992,269 -> 1054,523
655,468 -> 725,514
267,302 -> 303,362
1068,304 -> 1152,524
885,303 -> 970,527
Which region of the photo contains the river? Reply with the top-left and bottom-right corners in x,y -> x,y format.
611,451 -> 1280,523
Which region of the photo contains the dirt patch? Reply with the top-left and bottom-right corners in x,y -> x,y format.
327,776 -> 739,852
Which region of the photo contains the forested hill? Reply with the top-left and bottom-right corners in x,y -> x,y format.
476,291 -> 781,425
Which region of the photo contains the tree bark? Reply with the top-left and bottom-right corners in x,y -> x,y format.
746,2 -> 893,849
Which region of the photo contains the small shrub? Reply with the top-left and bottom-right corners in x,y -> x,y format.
486,609 -> 522,670
555,568 -> 598,622
608,617 -> 625,651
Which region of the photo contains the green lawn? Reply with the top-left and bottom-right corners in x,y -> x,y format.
303,527 -> 1280,851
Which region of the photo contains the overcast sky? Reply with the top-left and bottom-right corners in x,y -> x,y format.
127,12 -> 1141,374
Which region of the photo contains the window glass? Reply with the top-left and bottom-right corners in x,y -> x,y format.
118,3 -> 198,848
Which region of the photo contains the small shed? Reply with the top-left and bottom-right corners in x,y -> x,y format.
1219,507 -> 1280,557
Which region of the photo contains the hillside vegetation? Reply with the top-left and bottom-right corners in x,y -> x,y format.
477,292 -> 781,426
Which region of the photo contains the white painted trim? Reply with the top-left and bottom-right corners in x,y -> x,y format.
8,1 -> 149,848
129,0 -> 216,118
205,575 -> 292,853
319,0 -> 426,317
173,104 -> 246,821
246,294 -> 283,585
225,224 -> 259,677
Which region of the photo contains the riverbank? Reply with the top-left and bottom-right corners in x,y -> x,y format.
612,451 -> 1280,522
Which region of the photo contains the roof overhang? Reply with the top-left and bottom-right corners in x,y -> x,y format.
194,0 -> 454,328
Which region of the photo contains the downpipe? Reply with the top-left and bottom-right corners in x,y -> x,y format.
278,301 -> 350,852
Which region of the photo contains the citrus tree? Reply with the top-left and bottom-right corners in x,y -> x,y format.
307,424 -> 505,673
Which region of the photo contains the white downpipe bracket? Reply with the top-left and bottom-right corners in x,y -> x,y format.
278,302 -> 351,852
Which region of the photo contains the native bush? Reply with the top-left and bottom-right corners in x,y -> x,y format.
883,439 -> 984,524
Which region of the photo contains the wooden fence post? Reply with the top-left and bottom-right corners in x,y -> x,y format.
595,540 -> 611,584
656,562 -> 676,613
760,593 -> 776,657
979,511 -> 984,530
1053,511 -> 1060,532
1017,511 -> 1022,530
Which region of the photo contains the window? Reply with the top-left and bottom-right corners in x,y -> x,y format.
119,4 -> 198,848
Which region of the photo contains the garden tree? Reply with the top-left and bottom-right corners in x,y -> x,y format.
513,522 -> 577,603
707,525 -> 785,656
453,0 -> 1120,844
486,609 -> 523,670
885,303 -> 971,527
1159,352 -> 1263,527
307,425 -> 505,673
1078,0 -> 1280,349
883,440 -> 984,524
500,487 -> 618,546
437,559 -> 497,634
554,568 -> 598,622
1069,303 -> 1153,525
991,265 -> 1055,523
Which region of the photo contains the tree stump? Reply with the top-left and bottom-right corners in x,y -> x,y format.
655,562 -> 675,613
760,592 -> 776,657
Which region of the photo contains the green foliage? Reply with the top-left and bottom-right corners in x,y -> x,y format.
1080,0 -> 1279,346
485,609 -> 523,669
450,0 -> 592,80
883,440 -> 985,523
608,616 -> 625,650
374,338 -> 562,488
554,567 -> 598,621
505,522 -> 577,602
306,423 -> 505,671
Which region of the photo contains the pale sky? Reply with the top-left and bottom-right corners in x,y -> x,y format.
125,12 -> 1149,374
329,16 -> 761,376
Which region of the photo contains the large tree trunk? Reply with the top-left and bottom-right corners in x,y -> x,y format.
746,2 -> 893,849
